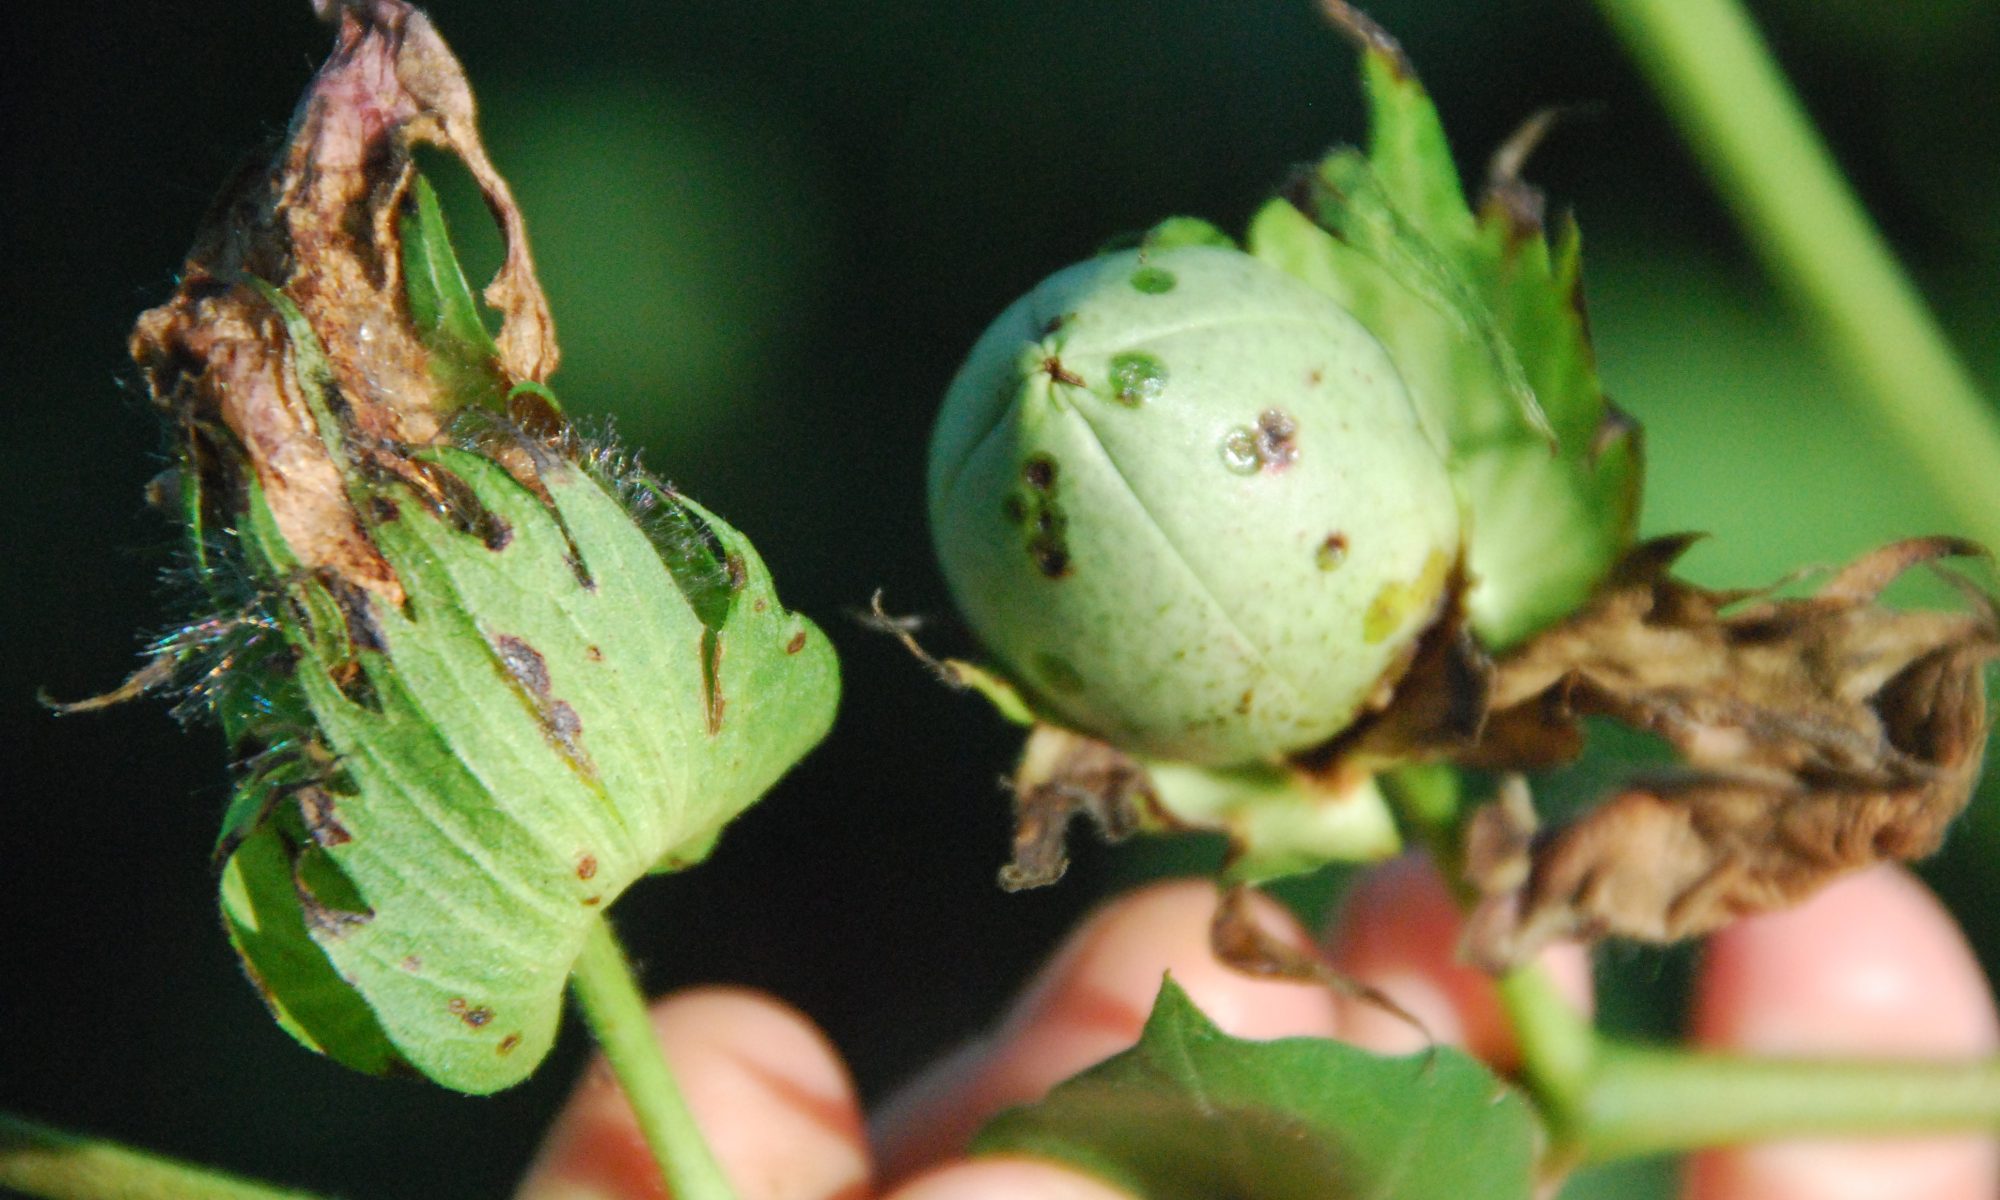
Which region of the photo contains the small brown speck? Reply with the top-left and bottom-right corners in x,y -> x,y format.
1317,533 -> 1350,571
582,895 -> 602,907
576,854 -> 598,881
400,955 -> 423,973
498,1034 -> 522,1055
1030,539 -> 1071,579
1023,455 -> 1058,492
1041,356 -> 1086,388
786,630 -> 808,655
585,645 -> 604,662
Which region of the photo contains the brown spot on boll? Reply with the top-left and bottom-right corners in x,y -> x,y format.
1022,455 -> 1058,493
498,1034 -> 522,1055
1255,409 -> 1299,470
786,630 -> 809,655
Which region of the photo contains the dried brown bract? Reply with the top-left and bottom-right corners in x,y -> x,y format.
129,0 -> 556,606
1462,536 -> 1997,970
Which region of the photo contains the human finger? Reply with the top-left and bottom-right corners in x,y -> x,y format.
516,986 -> 870,1200
870,879 -> 1340,1185
1685,866 -> 2000,1200
1321,853 -> 1594,1063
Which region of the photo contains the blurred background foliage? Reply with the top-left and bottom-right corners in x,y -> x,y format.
3,1 -> 1995,1197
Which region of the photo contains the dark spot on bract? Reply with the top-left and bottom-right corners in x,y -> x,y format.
494,635 -> 552,696
1023,455 -> 1058,493
548,700 -> 585,754
445,997 -> 495,1029
585,644 -> 604,662
1129,266 -> 1177,294
1236,689 -> 1255,715
786,630 -> 809,655
753,597 -> 767,613
1317,533 -> 1350,571
582,895 -> 602,906
403,457 -> 511,549
1001,493 -> 1028,524
498,1034 -> 522,1055
576,854 -> 598,881
1040,313 -> 1069,336
297,785 -> 352,847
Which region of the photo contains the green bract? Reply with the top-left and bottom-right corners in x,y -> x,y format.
929,244 -> 1461,767
113,6 -> 838,1095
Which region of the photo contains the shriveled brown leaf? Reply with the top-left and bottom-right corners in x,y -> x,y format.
1001,725 -> 1152,891
129,0 -> 555,605
1462,537 -> 1996,970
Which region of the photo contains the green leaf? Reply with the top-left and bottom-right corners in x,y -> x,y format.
1247,39 -> 1641,649
400,174 -> 513,414
217,449 -> 838,1093
975,978 -> 1536,1200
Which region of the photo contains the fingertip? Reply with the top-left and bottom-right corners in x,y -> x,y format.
1687,867 -> 2000,1200
1694,866 -> 1998,1056
873,880 -> 1338,1181
1324,854 -> 1592,1063
887,1158 -> 1132,1200
518,987 -> 868,1200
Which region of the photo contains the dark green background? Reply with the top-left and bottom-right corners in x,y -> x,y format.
4,1 -> 1996,1196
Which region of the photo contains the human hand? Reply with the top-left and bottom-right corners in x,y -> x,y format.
515,862 -> 1998,1200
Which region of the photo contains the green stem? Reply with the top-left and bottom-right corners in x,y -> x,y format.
0,1114 -> 329,1200
570,914 -> 739,1200
1578,1042 -> 2000,1161
1593,0 -> 2000,548
1389,769 -> 2000,1158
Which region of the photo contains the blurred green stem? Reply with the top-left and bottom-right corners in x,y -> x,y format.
1593,0 -> 2000,547
570,915 -> 739,1200
0,1114 -> 327,1200
1385,769 -> 2000,1159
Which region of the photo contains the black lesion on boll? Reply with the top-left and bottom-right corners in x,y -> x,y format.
1018,456 -> 1072,578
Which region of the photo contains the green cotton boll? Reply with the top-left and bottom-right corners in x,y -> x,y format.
929,245 -> 1462,767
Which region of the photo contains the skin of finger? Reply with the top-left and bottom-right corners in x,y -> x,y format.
870,879 -> 1341,1185
1321,853 -> 1594,1064
886,1158 -> 1136,1200
1685,866 -> 2000,1200
515,987 -> 871,1200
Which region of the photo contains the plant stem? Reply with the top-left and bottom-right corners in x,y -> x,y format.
1390,769 -> 2000,1157
0,1114 -> 329,1200
570,913 -> 739,1200
1593,0 -> 2000,548
1577,1042 -> 2000,1161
